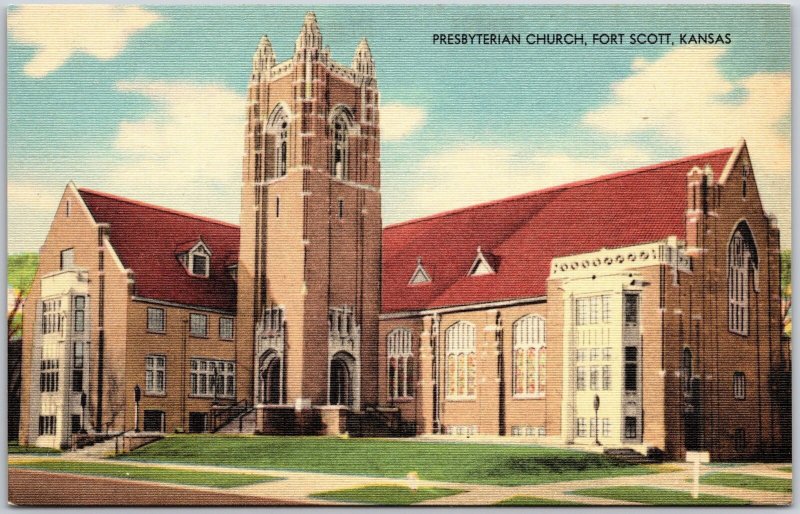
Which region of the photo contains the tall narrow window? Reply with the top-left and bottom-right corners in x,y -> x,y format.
60,248 -> 74,270
742,163 -> 749,198
512,315 -> 546,397
728,222 -> 757,335
268,105 -> 289,178
338,199 -> 344,219
624,294 -> 639,325
624,346 -> 638,392
72,342 -> 84,392
73,296 -> 85,333
680,348 -> 692,394
387,328 -> 414,399
276,196 -> 280,218
145,355 -> 166,394
733,371 -> 746,400
445,321 -> 476,399
147,307 -> 165,333
330,109 -> 351,180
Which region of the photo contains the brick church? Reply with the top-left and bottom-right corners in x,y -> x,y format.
19,13 -> 790,461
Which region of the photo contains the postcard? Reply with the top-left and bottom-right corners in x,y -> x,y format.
7,4 -> 791,507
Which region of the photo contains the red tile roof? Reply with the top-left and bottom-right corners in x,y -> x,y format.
381,147 -> 734,313
75,147 -> 734,315
78,189 -> 240,313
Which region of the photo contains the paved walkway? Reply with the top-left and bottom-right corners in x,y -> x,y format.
8,454 -> 792,506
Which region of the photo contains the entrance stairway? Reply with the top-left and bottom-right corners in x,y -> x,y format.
215,409 -> 258,434
604,447 -> 663,464
64,434 -> 124,458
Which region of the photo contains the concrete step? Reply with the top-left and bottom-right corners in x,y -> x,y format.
216,410 -> 257,434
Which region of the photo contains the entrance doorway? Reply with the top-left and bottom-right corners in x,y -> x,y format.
188,412 -> 207,433
329,353 -> 354,407
259,352 -> 282,404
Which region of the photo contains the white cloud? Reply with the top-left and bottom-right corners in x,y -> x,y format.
583,46 -> 790,177
8,5 -> 161,78
7,181 -> 66,254
380,103 -> 427,141
395,144 -> 651,221
103,81 -> 246,223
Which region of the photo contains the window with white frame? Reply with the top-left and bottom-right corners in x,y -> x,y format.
733,371 -> 746,400
728,223 -> 757,335
576,366 -> 586,391
40,359 -> 59,393
191,252 -> 209,277
147,307 -> 165,333
42,299 -> 62,335
387,328 -> 414,399
512,315 -> 546,397
189,313 -> 208,338
219,317 -> 235,341
39,415 -> 56,436
589,366 -> 599,391
602,418 -> 611,437
145,355 -> 166,394
73,296 -> 86,333
602,365 -> 611,391
576,295 -> 612,325
190,359 -> 235,398
576,417 -> 587,437
445,321 -> 476,399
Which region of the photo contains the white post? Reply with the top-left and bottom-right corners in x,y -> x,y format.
686,451 -> 709,500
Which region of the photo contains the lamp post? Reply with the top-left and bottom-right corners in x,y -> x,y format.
80,392 -> 87,434
593,394 -> 601,446
134,384 -> 141,432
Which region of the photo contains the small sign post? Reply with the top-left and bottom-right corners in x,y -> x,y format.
685,450 -> 710,499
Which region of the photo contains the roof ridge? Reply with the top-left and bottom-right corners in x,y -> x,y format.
78,188 -> 240,230
384,147 -> 733,231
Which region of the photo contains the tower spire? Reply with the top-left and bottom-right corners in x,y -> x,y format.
295,11 -> 323,52
352,38 -> 375,76
252,35 -> 276,74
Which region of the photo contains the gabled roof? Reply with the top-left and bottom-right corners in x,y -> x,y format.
78,189 -> 240,312
381,147 -> 734,314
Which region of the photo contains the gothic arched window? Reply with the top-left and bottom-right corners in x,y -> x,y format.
728,222 -> 758,335
267,105 -> 289,179
512,315 -> 546,397
387,328 -> 414,399
330,108 -> 352,180
445,321 -> 476,399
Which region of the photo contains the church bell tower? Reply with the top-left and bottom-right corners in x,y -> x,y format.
236,12 -> 382,413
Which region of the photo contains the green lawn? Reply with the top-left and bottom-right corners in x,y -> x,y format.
699,472 -> 792,493
496,495 -> 583,506
571,486 -> 750,505
119,435 -> 663,486
8,442 -> 61,455
777,466 -> 792,473
311,485 -> 462,505
10,459 -> 278,489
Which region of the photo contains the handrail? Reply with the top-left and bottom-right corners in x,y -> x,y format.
210,399 -> 252,432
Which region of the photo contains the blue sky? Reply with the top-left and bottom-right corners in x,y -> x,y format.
7,5 -> 791,253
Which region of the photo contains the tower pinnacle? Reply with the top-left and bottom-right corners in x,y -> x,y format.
252,35 -> 276,74
352,38 -> 375,76
296,11 -> 322,52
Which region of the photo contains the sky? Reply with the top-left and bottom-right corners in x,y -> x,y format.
7,5 -> 791,253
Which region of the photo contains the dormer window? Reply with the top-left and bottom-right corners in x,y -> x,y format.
191,253 -> 209,277
177,240 -> 212,278
409,257 -> 431,285
468,246 -> 496,276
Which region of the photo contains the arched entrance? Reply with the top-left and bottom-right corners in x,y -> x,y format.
259,352 -> 282,405
329,352 -> 355,407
